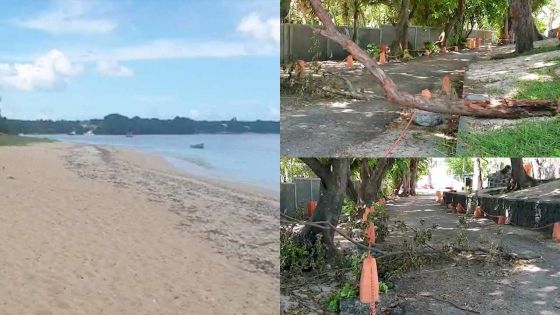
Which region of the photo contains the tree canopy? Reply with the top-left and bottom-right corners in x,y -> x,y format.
4,114 -> 279,135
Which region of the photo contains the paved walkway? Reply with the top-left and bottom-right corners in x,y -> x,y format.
380,194 -> 560,314
281,51 -> 484,157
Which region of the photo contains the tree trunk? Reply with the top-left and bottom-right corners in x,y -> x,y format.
510,0 -> 534,53
400,171 -> 411,196
394,0 -> 411,55
307,0 -> 560,118
473,158 -> 483,190
298,158 -> 350,257
358,158 -> 395,206
443,0 -> 465,46
392,176 -> 403,196
399,159 -> 418,196
409,159 -> 418,196
352,2 -> 359,42
280,0 -> 291,23
510,158 -> 537,189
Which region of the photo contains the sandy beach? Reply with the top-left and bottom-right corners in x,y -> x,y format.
0,142 -> 279,314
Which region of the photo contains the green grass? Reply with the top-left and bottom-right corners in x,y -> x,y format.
515,80 -> 560,101
0,135 -> 54,146
459,55 -> 560,156
459,117 -> 560,156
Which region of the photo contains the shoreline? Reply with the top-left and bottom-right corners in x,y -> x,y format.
98,143 -> 279,199
32,134 -> 279,194
0,142 -> 279,314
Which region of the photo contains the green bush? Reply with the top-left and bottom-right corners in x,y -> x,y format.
280,226 -> 309,271
326,282 -> 358,312
366,44 -> 381,58
424,41 -> 439,54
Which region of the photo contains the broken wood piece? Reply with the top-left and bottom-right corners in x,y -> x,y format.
421,89 -> 432,100
442,75 -> 452,95
345,55 -> 354,68
379,51 -> 387,64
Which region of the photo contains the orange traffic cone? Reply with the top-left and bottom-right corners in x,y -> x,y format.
363,207 -> 372,222
552,222 -> 560,241
359,255 -> 379,304
345,55 -> 354,68
473,206 -> 483,218
307,200 -> 317,218
366,223 -> 376,246
456,203 -> 465,214
498,215 -> 506,225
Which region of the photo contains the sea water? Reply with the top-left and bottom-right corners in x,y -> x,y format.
39,134 -> 279,191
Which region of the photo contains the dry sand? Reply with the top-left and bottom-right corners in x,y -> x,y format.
0,142 -> 279,314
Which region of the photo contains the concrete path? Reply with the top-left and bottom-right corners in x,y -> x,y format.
281,51 -> 482,157
380,194 -> 560,314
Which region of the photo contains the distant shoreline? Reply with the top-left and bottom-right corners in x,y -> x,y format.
5,114 -> 279,135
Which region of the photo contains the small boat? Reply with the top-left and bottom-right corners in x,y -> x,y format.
68,130 -> 76,135
126,132 -> 134,138
190,143 -> 204,149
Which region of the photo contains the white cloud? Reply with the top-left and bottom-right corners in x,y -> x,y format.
108,40 -> 251,60
14,0 -> 117,34
0,50 -> 83,91
237,13 -> 280,44
71,39 -> 277,63
96,60 -> 133,77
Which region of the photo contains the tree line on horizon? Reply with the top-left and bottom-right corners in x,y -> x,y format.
0,113 -> 279,135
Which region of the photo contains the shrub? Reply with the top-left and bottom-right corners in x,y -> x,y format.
366,44 -> 381,58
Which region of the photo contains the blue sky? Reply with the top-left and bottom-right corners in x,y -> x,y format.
0,0 -> 279,121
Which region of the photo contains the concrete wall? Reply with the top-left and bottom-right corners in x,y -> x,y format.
281,23 -> 496,62
443,191 -> 560,231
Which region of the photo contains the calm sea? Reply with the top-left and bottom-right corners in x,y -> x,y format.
40,134 -> 279,191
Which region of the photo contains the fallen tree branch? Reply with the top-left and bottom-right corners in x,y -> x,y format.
281,214 -> 540,262
321,86 -> 384,100
453,246 -> 541,261
308,0 -> 559,118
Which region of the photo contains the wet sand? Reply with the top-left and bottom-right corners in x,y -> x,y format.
0,142 -> 279,314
